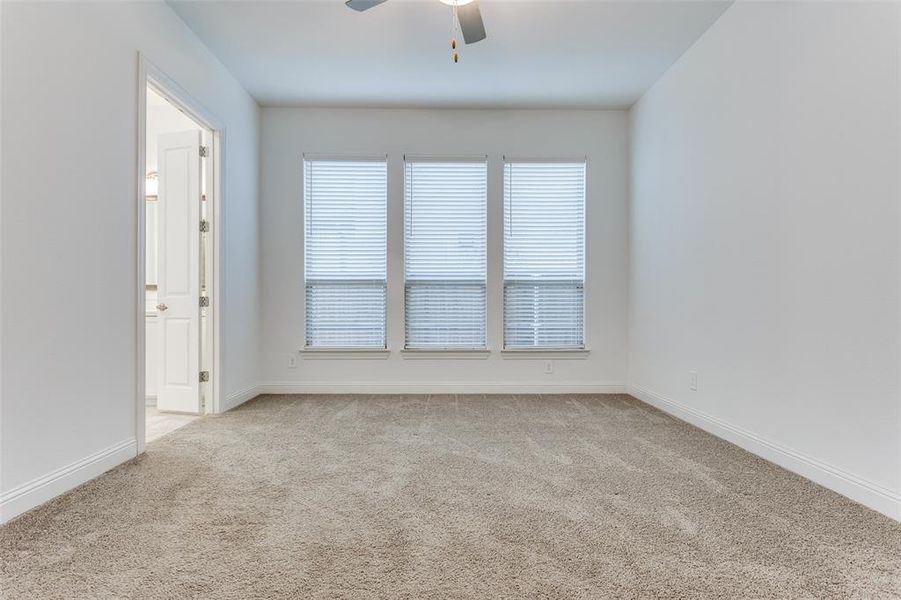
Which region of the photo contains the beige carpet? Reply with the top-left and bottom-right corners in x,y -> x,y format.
1,394 -> 899,599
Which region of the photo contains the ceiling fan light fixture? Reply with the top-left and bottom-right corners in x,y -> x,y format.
347,0 -> 486,53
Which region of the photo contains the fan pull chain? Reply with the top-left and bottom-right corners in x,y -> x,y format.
451,1 -> 459,63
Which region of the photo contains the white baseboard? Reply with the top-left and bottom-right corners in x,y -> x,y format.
221,383 -> 262,412
628,384 -> 901,522
0,438 -> 137,525
259,381 -> 626,395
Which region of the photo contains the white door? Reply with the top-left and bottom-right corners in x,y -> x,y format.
156,130 -> 203,414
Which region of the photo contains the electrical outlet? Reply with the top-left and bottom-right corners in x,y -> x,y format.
287,354 -> 298,369
545,360 -> 554,375
689,370 -> 698,391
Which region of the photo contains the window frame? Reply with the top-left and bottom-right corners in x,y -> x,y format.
502,157 -> 588,351
302,154 -> 389,350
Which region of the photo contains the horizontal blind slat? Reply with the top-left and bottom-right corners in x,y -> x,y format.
304,160 -> 387,348
504,162 -> 585,349
405,161 -> 487,348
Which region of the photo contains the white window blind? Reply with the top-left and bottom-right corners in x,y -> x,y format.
304,158 -> 387,348
404,158 -> 487,349
504,161 -> 586,348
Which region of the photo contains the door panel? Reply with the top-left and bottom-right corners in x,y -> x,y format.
156,130 -> 202,414
164,318 -> 191,385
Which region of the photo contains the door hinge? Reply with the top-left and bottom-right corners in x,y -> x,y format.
199,219 -> 210,233
199,296 -> 210,308
199,146 -> 209,157
199,370 -> 210,383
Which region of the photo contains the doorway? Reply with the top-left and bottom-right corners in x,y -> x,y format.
137,57 -> 222,451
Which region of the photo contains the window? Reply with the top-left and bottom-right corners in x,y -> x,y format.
404,158 -> 487,349
504,160 -> 586,349
304,157 -> 387,348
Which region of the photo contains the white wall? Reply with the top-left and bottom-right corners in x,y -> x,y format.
628,1 -> 901,519
260,108 -> 628,393
0,0 -> 261,522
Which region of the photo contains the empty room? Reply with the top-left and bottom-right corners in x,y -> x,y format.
1,0 -> 900,598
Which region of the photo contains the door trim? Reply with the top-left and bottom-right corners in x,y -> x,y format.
137,53 -> 225,454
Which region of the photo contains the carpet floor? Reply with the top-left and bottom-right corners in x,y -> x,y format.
1,394 -> 899,599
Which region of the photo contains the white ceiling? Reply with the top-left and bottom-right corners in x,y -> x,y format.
167,0 -> 731,109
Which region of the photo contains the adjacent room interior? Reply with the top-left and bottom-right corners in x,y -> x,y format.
1,0 -> 899,598
144,85 -> 210,442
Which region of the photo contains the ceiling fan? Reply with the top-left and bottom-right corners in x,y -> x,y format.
345,0 -> 487,62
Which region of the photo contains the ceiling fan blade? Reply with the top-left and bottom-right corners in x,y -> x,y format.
457,1 -> 486,44
345,0 -> 388,12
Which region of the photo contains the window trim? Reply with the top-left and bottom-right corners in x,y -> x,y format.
401,349 -> 491,360
502,155 -> 588,164
502,157 -> 588,350
302,155 -> 389,349
300,347 -> 391,360
302,153 -> 388,163
501,348 -> 590,359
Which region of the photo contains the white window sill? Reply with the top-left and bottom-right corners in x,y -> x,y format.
401,349 -> 491,360
301,348 -> 390,360
501,348 -> 590,360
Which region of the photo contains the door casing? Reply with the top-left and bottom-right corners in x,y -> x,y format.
137,54 -> 225,453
